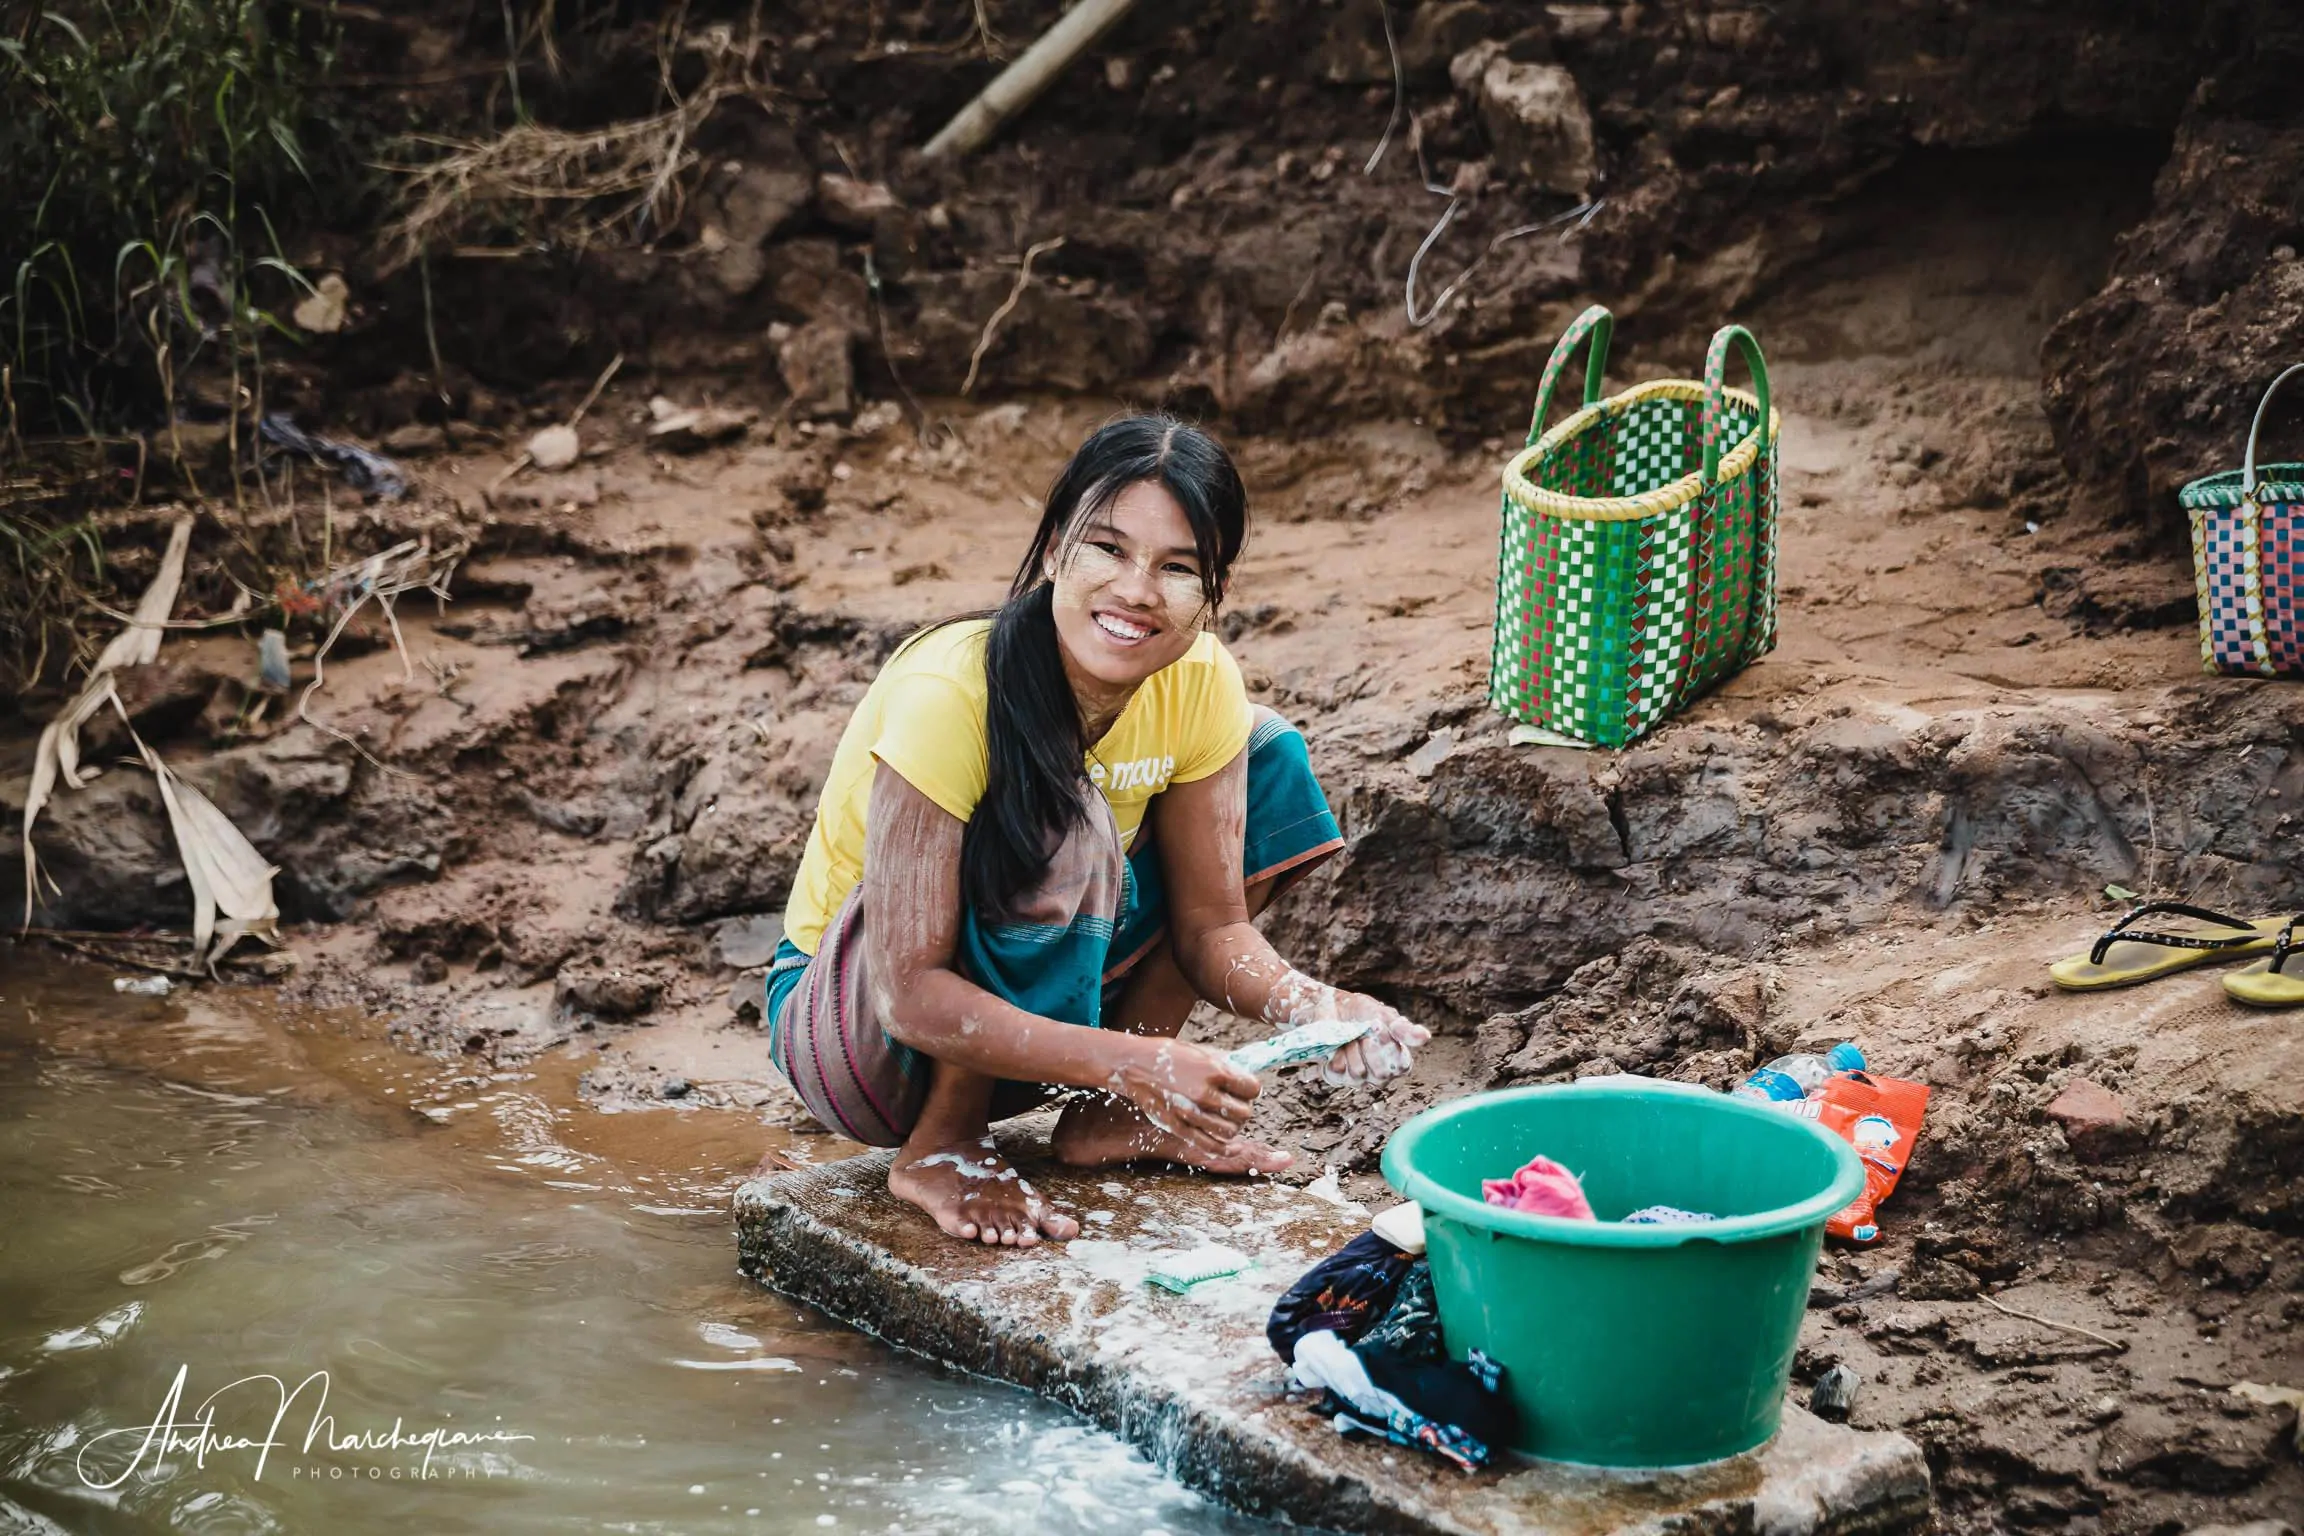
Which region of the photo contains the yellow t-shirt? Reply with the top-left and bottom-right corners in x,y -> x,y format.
782,619 -> 1255,955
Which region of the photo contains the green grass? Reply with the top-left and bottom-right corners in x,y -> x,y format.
1,0 -> 343,433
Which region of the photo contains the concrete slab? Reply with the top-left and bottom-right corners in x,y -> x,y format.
735,1122 -> 1932,1536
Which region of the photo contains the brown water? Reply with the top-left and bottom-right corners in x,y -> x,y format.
0,954 -> 1265,1535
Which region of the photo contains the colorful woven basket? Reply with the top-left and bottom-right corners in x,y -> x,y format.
2180,364 -> 2304,677
1490,305 -> 1782,747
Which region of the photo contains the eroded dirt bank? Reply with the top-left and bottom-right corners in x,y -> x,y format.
7,2 -> 2304,1532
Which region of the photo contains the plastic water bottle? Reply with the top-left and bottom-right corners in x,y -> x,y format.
1732,1042 -> 1866,1103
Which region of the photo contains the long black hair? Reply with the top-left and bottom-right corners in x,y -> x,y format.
961,415 -> 1248,920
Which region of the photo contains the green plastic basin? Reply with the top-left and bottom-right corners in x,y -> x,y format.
1379,1082 -> 1865,1468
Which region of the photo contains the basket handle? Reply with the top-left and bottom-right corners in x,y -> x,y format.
1701,325 -> 1772,482
1527,304 -> 1614,447
2243,364 -> 2304,497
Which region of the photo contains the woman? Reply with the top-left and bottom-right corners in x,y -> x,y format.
764,415 -> 1427,1248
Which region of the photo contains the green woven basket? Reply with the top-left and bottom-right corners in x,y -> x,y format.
1490,306 -> 1781,747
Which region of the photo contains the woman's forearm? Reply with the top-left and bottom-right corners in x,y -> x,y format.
876,962 -> 1152,1089
1181,921 -> 1337,1027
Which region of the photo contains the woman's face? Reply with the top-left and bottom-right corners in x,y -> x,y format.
1043,479 -> 1213,693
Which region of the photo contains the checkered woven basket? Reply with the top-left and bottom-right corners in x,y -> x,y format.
1490,305 -> 1782,747
2180,364 -> 2304,677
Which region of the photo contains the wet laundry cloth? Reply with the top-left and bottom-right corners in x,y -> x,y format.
1271,1235 -> 1520,1474
1353,1257 -> 1443,1363
1266,1231 -> 1416,1363
1331,1399 -> 1494,1474
1622,1205 -> 1718,1224
1356,1342 -> 1517,1458
1349,1258 -> 1517,1458
1289,1329 -> 1414,1423
1481,1154 -> 1596,1218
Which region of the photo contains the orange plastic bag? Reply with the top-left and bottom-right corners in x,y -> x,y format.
1809,1071 -> 1930,1243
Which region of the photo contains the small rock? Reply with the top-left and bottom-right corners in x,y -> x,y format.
1809,1363 -> 1860,1422
777,319 -> 855,420
730,974 -> 765,1025
701,163 -> 813,295
382,421 -> 446,456
292,272 -> 350,334
1400,0 -> 1492,76
816,174 -> 900,231
409,953 -> 449,986
1405,727 -> 1457,779
715,913 -> 786,970
2044,1076 -> 2130,1161
556,967 -> 661,1019
1450,43 -> 1597,197
527,423 -> 581,471
646,403 -> 756,452
661,1077 -> 692,1100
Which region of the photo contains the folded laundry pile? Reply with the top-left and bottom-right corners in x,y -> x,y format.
1267,1229 -> 1516,1472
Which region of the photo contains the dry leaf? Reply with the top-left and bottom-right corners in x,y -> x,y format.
138,737 -> 280,970
21,512 -> 285,976
292,273 -> 350,335
21,515 -> 192,925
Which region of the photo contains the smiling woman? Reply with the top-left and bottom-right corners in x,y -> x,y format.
760,416 -> 1430,1248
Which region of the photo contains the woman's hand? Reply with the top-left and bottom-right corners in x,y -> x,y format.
1320,991 -> 1431,1086
1105,1038 -> 1263,1159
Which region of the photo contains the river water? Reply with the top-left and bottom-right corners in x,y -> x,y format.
0,954 -> 1265,1535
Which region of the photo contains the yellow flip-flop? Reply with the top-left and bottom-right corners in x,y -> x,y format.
2225,917 -> 2304,1007
2050,902 -> 2290,991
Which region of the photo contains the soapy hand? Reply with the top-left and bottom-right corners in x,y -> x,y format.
1319,991 -> 1429,1085
1107,1039 -> 1263,1159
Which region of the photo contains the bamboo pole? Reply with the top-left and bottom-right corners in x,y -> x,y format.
922,0 -> 1140,159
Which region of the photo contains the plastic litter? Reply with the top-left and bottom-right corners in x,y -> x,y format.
1732,1042 -> 1867,1102
256,629 -> 291,692
257,414 -> 408,499
1814,1070 -> 1930,1243
113,975 -> 173,996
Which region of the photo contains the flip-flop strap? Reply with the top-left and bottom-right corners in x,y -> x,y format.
2268,915 -> 2304,977
2088,901 -> 2266,966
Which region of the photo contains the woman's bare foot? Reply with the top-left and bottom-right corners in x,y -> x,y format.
886,1136 -> 1081,1247
1052,1093 -> 1295,1175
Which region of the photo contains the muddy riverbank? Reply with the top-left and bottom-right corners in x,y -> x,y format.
7,2 -> 2304,1531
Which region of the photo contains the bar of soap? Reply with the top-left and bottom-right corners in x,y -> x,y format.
1226,1018 -> 1373,1074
